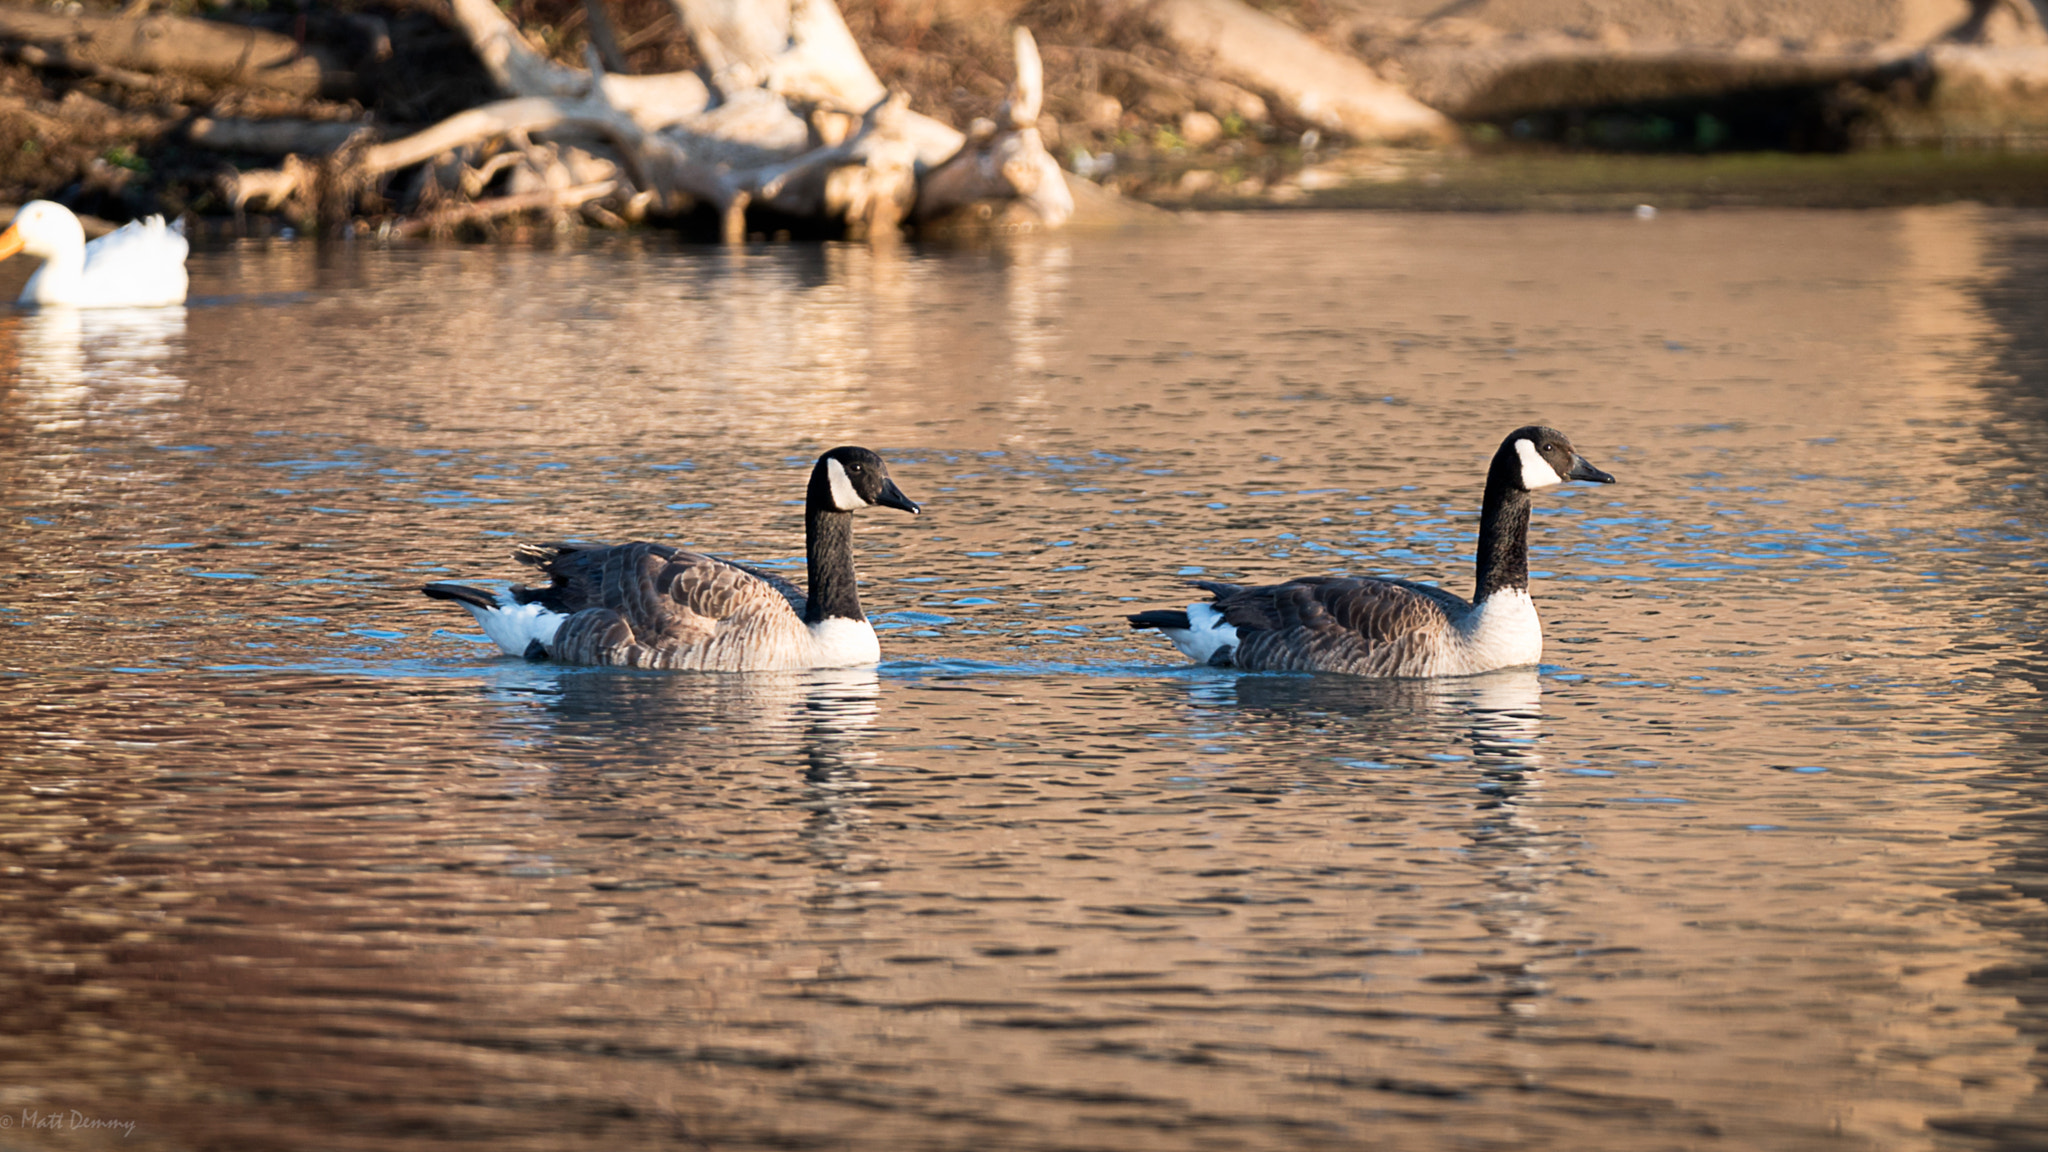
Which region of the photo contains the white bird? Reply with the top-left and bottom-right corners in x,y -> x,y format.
0,200 -> 189,308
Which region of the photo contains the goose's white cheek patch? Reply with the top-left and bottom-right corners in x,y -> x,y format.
825,457 -> 863,511
1515,439 -> 1563,490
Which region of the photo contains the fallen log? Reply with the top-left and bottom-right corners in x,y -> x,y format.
220,0 -> 1099,239
223,92 -> 697,215
453,0 -> 964,231
671,0 -> 880,108
665,0 -> 963,165
449,0 -> 711,130
0,4 -> 324,95
1104,0 -> 1454,145
3,38 -> 157,90
189,117 -> 370,155
734,90 -> 918,238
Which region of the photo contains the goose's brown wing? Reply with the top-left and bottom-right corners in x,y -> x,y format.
520,542 -> 810,670
513,542 -> 806,617
726,560 -> 807,617
1197,576 -> 1467,676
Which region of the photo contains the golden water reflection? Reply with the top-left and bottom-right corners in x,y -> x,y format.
0,210 -> 2044,1150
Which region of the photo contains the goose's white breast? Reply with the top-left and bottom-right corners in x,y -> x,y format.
807,617 -> 881,667
1455,589 -> 1543,672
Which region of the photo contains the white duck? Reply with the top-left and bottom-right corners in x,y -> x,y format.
0,200 -> 188,308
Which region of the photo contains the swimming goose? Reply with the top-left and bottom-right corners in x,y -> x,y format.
422,446 -> 920,671
1128,425 -> 1615,677
0,201 -> 189,308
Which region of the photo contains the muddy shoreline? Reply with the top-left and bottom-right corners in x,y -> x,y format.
12,147 -> 2048,252
1179,148 -> 2048,213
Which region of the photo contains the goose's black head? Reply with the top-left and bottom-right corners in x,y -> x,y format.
1489,425 -> 1615,494
810,446 -> 920,515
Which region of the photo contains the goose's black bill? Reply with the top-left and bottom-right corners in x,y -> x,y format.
1567,455 -> 1615,484
876,478 -> 920,514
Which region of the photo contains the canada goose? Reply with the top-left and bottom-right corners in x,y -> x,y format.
1127,425 -> 1615,677
0,201 -> 188,308
422,446 -> 919,671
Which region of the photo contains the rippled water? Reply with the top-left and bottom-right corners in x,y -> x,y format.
2,208 -> 2046,1151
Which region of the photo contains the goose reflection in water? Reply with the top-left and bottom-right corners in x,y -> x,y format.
1225,670 -> 1571,1018
1,305 -> 187,433
504,666 -> 887,872
1212,667 -> 1565,950
534,665 -> 879,740
1217,666 -> 1545,775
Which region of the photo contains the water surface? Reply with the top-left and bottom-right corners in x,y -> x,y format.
2,208 -> 2047,1150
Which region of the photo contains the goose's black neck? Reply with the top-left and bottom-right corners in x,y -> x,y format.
804,474 -> 863,624
1474,455 -> 1530,603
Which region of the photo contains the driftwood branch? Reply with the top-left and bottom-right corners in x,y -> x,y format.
0,5 -> 323,94
444,0 -> 951,238
448,0 -> 711,129
668,0 -> 786,95
221,153 -> 317,213
3,39 -> 159,90
363,96 -> 634,175
389,180 -> 617,237
666,0 -> 890,107
189,117 -> 370,154
1000,23 -> 1043,128
916,28 -> 1071,228
582,0 -> 632,75
740,91 -> 917,236
768,0 -> 889,109
215,0 -> 1082,239
223,92 -> 692,216
665,0 -> 959,168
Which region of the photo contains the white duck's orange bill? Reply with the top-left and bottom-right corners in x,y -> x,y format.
0,224 -> 22,262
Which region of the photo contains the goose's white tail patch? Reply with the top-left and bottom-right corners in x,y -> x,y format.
1163,602 -> 1239,665
1515,438 -> 1563,490
460,596 -> 567,657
